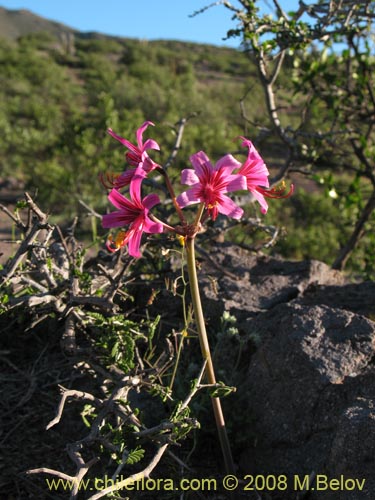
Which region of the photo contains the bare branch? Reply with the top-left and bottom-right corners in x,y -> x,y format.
46,388 -> 103,430
163,113 -> 198,171
26,468 -> 76,482
86,443 -> 169,500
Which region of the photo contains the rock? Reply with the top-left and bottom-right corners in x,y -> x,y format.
144,242 -> 375,499
300,281 -> 375,319
323,397 -> 375,499
237,302 -> 375,499
197,243 -> 344,327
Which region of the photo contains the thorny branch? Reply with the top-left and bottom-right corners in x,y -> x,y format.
87,443 -> 169,500
26,363 -> 202,500
220,0 -> 375,269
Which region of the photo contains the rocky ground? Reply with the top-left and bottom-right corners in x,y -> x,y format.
1,207 -> 374,499
193,244 -> 375,500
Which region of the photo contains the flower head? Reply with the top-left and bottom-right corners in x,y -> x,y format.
237,137 -> 270,213
238,137 -> 293,213
102,169 -> 163,258
176,151 -> 247,221
102,121 -> 161,189
108,121 -> 160,167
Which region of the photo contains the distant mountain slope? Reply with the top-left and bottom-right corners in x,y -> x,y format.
0,6 -> 78,40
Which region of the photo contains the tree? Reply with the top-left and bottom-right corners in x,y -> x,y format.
204,0 -> 375,270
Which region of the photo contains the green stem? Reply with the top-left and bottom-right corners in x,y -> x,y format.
169,261 -> 190,392
185,236 -> 235,475
169,330 -> 186,392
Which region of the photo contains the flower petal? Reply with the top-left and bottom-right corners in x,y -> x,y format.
136,121 -> 155,148
176,188 -> 200,208
215,154 -> 242,172
107,189 -> 135,211
224,174 -> 247,193
102,212 -> 133,228
113,169 -> 136,188
189,151 -> 213,178
181,169 -> 199,186
129,167 -> 147,206
143,138 -> 160,151
142,193 -> 161,210
250,188 -> 269,213
143,216 -> 164,234
238,137 -> 270,189
127,227 -> 143,258
108,128 -> 137,153
218,194 -> 244,219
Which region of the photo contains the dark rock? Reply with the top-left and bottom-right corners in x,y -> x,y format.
237,302 -> 375,498
300,281 -> 375,319
321,397 -> 375,499
143,242 -> 375,498
197,243 -> 343,327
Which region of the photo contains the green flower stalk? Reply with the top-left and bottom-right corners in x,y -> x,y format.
185,233 -> 235,475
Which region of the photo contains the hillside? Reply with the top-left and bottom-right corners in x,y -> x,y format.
0,6 -> 77,40
1,7 -> 373,276
0,6 -> 262,235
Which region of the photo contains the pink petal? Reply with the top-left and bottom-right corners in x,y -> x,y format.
240,137 -> 261,155
142,193 -> 161,210
136,121 -> 155,148
218,195 -> 244,220
215,154 -> 242,172
128,228 -> 143,258
239,137 -> 270,188
250,189 -> 269,213
224,174 -> 247,193
143,138 -> 160,151
176,188 -> 200,208
189,151 -> 213,178
140,156 -> 158,172
107,189 -> 135,211
181,169 -> 199,186
108,129 -> 137,153
114,169 -> 136,188
102,212 -> 132,228
143,216 -> 164,234
129,167 -> 146,205
240,159 -> 270,183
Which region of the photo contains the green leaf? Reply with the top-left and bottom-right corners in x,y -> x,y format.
209,381 -> 237,398
126,447 -> 145,465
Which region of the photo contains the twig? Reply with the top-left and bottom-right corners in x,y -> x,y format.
26,468 -> 77,482
163,113 -> 198,171
8,294 -> 65,311
0,203 -> 26,230
86,443 -> 169,500
179,360 -> 207,413
60,313 -> 77,355
46,388 -> 103,430
78,199 -> 103,219
135,418 -> 198,438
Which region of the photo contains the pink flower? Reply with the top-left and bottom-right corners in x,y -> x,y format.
99,160 -> 149,190
176,151 -> 247,221
102,170 -> 163,258
108,121 -> 160,167
102,121 -> 160,189
238,137 -> 293,213
237,138 -> 270,213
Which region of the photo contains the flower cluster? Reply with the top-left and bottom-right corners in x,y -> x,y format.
101,121 -> 293,257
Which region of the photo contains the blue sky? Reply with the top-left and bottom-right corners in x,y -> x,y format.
0,0 -> 246,47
